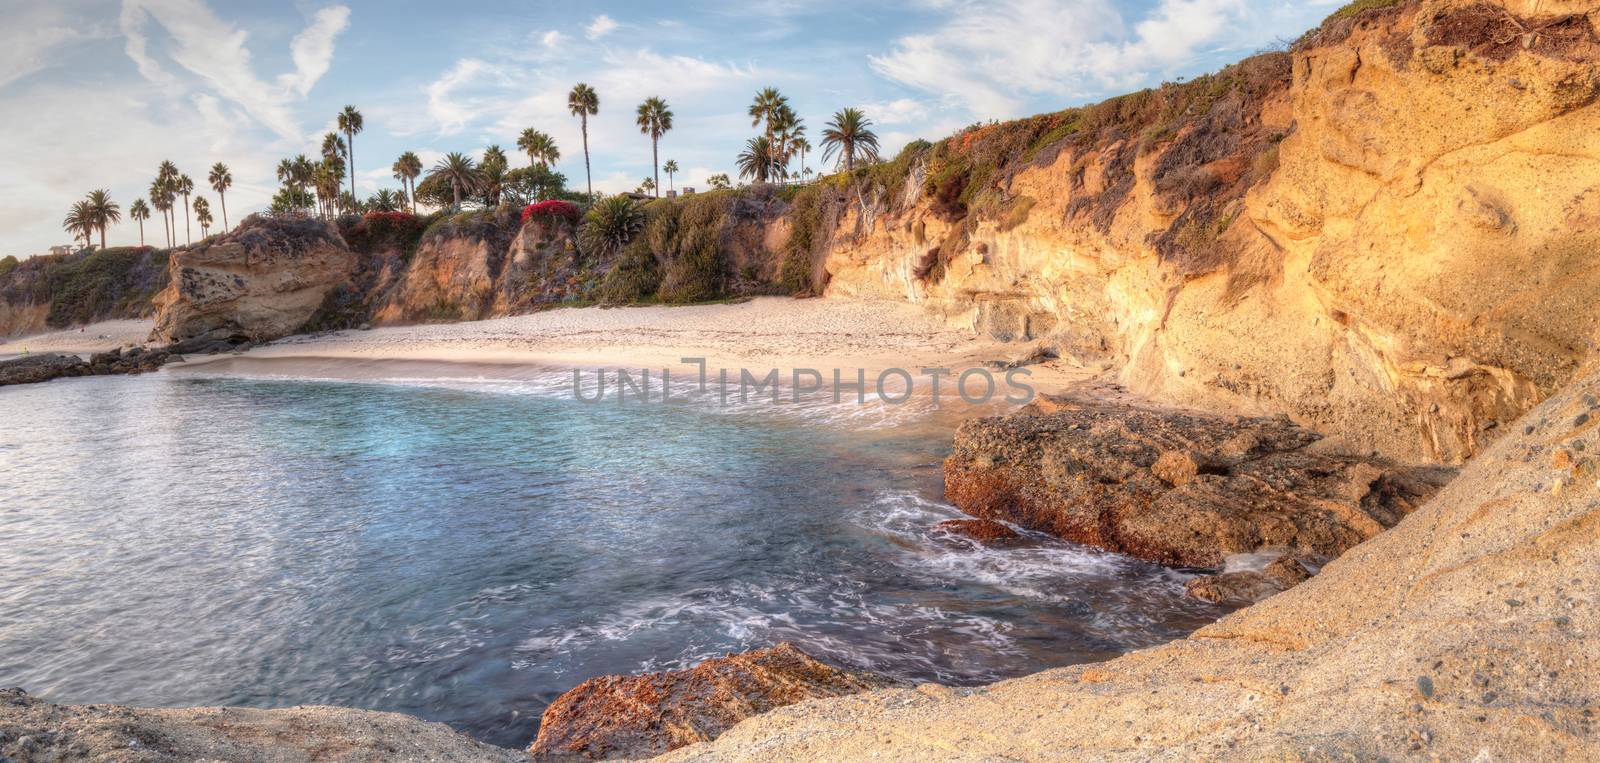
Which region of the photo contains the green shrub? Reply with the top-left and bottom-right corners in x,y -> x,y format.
38,247 -> 170,328
1328,0 -> 1404,21
656,194 -> 729,303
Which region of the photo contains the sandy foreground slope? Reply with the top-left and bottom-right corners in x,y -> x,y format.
659,365 -> 1600,761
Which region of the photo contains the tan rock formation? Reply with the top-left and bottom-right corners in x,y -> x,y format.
149,217 -> 356,343
0,688 -> 522,762
943,393 -> 1446,568
820,0 -> 1600,464
658,355 -> 1600,761
530,643 -> 899,760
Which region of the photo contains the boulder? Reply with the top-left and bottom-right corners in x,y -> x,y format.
943,394 -> 1449,569
1184,555 -> 1316,605
530,643 -> 899,760
935,518 -> 1024,544
0,353 -> 88,386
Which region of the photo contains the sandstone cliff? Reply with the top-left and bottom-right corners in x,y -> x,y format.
812,0 -> 1600,465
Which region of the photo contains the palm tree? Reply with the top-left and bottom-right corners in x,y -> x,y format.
194,196 -> 212,237
483,145 -> 508,173
635,97 -> 673,198
157,161 -> 179,246
791,135 -> 813,178
322,132 -> 347,169
208,162 -> 232,231
568,83 -> 599,197
427,152 -> 483,209
638,177 -> 655,195
820,107 -> 881,173
338,105 -> 363,201
518,128 -> 560,169
177,173 -> 195,244
736,136 -> 781,183
63,201 -> 94,250
393,151 -> 422,213
749,87 -> 789,143
369,189 -> 403,212
85,189 -> 121,250
769,106 -> 800,179
129,198 -> 150,247
481,153 -> 508,207
663,160 -> 679,194
149,178 -> 171,247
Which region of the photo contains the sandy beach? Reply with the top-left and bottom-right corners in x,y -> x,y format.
1,297 -> 1092,391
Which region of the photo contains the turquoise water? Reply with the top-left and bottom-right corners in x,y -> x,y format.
0,361 -> 1226,748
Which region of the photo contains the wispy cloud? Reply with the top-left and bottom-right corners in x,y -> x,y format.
870,0 -> 1310,118
585,14 -> 618,40
118,0 -> 351,141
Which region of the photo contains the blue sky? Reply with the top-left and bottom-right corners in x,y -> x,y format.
0,0 -> 1342,257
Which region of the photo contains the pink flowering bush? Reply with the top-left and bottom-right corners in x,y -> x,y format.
521,200 -> 581,225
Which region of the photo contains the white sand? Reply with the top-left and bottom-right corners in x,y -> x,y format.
4,298 -> 1090,391
0,319 -> 152,358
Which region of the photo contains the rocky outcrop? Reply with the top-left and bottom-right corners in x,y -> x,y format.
944,393 -> 1447,569
1183,553 -> 1316,605
659,355 -> 1600,762
0,688 -> 521,763
817,0 -> 1600,465
0,347 -> 178,386
150,216 -> 356,344
530,643 -> 899,760
0,247 -> 168,337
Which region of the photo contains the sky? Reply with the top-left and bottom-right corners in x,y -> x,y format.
0,0 -> 1344,257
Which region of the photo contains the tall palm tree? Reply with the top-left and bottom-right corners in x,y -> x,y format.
85,189 -> 121,250
427,152 -> 484,209
792,135 -> 812,179
338,105 -> 363,201
194,196 -> 212,237
568,83 -> 599,197
149,178 -> 171,247
635,97 -> 672,199
820,107 -> 881,173
208,162 -> 232,231
277,158 -> 297,188
293,155 -> 316,190
749,87 -> 789,143
518,128 -> 560,169
129,198 -> 150,247
63,201 -> 95,250
483,145 -> 508,173
177,174 -> 195,244
736,136 -> 781,183
769,106 -> 800,179
663,159 -> 679,194
393,151 -> 422,213
157,161 -> 179,246
321,132 -> 347,169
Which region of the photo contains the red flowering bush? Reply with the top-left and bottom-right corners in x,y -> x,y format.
521,200 -> 581,225
342,210 -> 426,258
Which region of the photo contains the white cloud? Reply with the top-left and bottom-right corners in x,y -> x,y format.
859,98 -> 932,125
280,5 -> 352,97
871,0 -> 1301,118
541,30 -> 564,47
0,5 -> 110,92
118,0 -> 351,141
585,14 -> 618,40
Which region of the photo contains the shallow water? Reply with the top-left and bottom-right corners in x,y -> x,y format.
0,361 -> 1227,748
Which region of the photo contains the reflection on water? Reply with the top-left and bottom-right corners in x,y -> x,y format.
0,361 -> 1227,748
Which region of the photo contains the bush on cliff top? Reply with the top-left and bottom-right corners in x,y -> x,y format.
30,247 -> 170,328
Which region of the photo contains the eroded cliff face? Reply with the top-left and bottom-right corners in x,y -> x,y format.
150,218 -> 355,343
820,0 -> 1600,465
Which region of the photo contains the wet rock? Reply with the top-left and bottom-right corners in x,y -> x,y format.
943,395 -> 1449,569
1185,555 -> 1316,605
531,643 -> 899,760
936,518 -> 1024,544
0,353 -> 91,386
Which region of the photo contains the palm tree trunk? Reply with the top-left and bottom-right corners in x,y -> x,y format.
100,226 -> 106,250
138,220 -> 144,247
652,137 -> 660,198
452,182 -> 461,209
845,140 -> 855,173
183,195 -> 191,244
220,192 -> 228,231
346,131 -> 356,201
582,116 -> 592,198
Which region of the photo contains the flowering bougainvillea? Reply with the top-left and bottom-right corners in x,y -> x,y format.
521,200 -> 581,225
